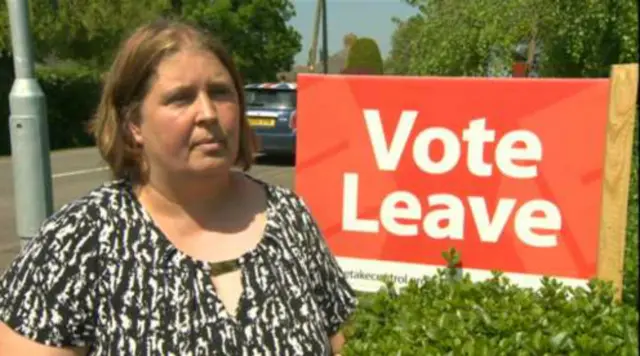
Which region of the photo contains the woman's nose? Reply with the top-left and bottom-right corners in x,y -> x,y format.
195,94 -> 218,123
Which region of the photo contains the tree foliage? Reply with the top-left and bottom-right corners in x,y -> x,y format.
343,37 -> 384,75
0,0 -> 301,81
181,0 -> 301,82
0,0 -> 172,68
537,0 -> 638,77
386,0 -> 638,78
384,15 -> 423,75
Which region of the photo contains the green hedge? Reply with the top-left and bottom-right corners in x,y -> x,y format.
0,62 -> 101,155
0,52 -> 14,155
344,267 -> 638,355
622,118 -> 639,307
37,65 -> 102,150
343,37 -> 384,75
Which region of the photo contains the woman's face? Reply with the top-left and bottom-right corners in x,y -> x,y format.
131,48 -> 241,180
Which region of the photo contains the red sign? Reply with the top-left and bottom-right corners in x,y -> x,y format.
295,74 -> 610,291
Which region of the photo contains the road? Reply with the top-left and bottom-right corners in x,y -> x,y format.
0,147 -> 295,271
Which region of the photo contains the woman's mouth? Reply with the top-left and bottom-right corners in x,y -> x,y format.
194,138 -> 226,151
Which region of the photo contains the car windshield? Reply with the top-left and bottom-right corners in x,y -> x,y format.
245,89 -> 296,109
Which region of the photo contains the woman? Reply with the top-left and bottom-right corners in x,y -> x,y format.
0,19 -> 357,355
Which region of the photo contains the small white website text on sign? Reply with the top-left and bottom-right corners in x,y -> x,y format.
342,109 -> 562,248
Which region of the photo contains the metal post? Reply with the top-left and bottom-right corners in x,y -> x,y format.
6,0 -> 54,249
307,0 -> 322,71
321,0 -> 328,74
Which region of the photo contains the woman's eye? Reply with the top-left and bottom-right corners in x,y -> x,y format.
167,93 -> 193,105
210,87 -> 231,97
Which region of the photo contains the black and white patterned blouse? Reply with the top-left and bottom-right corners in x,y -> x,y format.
0,176 -> 357,355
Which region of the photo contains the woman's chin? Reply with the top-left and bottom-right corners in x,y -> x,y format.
187,156 -> 233,174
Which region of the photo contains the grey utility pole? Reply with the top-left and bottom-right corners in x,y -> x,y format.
6,0 -> 54,249
321,0 -> 328,73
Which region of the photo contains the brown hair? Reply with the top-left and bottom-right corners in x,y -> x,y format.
88,19 -> 256,181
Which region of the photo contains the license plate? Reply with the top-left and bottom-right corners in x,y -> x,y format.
248,117 -> 276,127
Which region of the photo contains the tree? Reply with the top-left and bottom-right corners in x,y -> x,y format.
182,0 -> 302,82
389,0 -> 542,77
0,0 -> 173,68
343,37 -> 384,75
535,0 -> 638,77
385,15 -> 423,75
388,0 -> 638,78
0,0 -> 302,81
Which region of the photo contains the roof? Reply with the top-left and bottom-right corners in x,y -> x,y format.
244,82 -> 297,90
325,48 -> 350,73
307,48 -> 349,74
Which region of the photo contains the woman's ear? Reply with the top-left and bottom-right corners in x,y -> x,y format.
128,121 -> 144,145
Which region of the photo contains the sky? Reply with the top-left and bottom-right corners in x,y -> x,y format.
288,0 -> 419,66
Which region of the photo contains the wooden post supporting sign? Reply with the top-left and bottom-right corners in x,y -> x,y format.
596,63 -> 638,301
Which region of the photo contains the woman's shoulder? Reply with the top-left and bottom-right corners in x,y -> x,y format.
27,179 -> 131,255
43,179 -> 128,228
1,180 -> 128,290
0,181 -> 128,348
